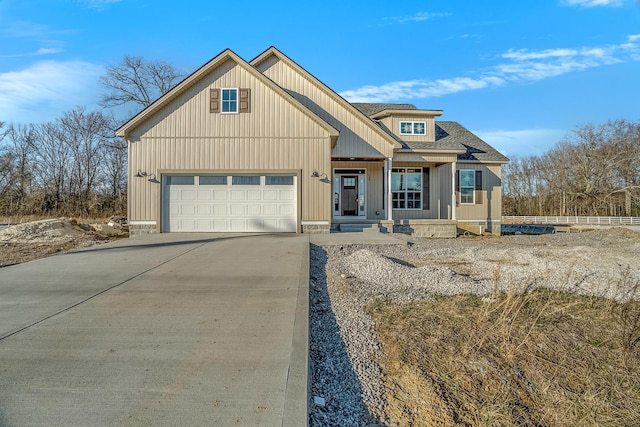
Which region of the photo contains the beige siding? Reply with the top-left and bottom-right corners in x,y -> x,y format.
255,56 -> 395,159
393,152 -> 458,163
128,58 -> 333,226
436,163 -> 503,224
129,59 -> 328,141
331,161 -> 385,219
380,116 -> 436,142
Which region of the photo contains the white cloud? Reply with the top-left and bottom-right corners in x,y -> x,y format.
380,11 -> 450,25
340,36 -> 638,102
0,60 -> 103,124
562,0 -> 624,7
628,34 -> 640,42
473,129 -> 568,157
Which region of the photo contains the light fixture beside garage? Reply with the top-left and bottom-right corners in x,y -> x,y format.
311,171 -> 320,177
135,170 -> 156,180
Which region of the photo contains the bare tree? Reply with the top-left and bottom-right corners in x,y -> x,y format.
99,55 -> 182,112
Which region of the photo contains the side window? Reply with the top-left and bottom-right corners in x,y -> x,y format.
460,170 -> 475,204
221,88 -> 238,113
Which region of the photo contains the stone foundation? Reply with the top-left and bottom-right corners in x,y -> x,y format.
457,221 -> 501,236
392,220 -> 457,238
301,224 -> 330,234
129,224 -> 158,236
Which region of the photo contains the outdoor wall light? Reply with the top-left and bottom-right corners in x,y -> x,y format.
311,171 -> 320,177
135,170 -> 156,180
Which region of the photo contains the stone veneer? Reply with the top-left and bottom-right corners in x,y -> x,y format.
301,224 -> 330,234
129,224 -> 157,236
390,220 -> 457,238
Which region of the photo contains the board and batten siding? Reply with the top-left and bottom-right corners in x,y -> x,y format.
436,163 -> 503,225
254,55 -> 396,159
127,58 -> 333,227
378,116 -> 436,142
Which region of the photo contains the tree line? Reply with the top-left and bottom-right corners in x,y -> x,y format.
503,119 -> 640,217
0,56 -> 181,219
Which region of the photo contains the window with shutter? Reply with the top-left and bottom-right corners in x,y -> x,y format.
475,170 -> 483,204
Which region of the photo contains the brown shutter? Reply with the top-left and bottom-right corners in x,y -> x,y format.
422,167 -> 430,210
239,88 -> 251,113
475,170 -> 483,204
210,88 -> 220,113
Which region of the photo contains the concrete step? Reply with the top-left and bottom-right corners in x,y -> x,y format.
338,223 -> 381,233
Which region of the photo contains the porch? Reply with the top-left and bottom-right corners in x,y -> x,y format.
330,218 -> 458,238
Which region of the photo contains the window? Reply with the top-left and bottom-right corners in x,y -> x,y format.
399,121 -> 426,135
460,170 -> 475,204
232,175 -> 260,185
166,176 -> 194,185
392,168 -> 422,209
265,176 -> 294,185
221,88 -> 238,113
199,175 -> 227,185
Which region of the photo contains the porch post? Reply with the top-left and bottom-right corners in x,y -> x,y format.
451,161 -> 457,221
386,158 -> 393,221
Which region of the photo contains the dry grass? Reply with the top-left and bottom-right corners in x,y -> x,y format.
367,285 -> 640,426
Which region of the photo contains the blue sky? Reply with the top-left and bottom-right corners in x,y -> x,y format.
0,0 -> 639,157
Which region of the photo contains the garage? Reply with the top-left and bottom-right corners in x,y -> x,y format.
162,174 -> 297,232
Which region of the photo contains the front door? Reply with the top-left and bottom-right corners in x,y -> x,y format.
333,169 -> 366,218
341,176 -> 358,216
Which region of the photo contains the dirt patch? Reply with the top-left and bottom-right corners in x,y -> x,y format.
0,218 -> 127,267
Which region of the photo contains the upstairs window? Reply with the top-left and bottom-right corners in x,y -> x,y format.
221,88 -> 238,113
210,88 -> 251,113
400,121 -> 426,135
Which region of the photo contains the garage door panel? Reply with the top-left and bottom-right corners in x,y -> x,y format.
163,174 -> 297,233
230,204 -> 245,216
181,190 -> 196,201
230,190 -> 245,200
197,190 -> 212,200
263,190 -> 278,200
279,190 -> 294,200
247,204 -> 261,215
197,205 -> 212,215
213,204 -> 228,215
247,190 -> 261,201
213,190 -> 228,200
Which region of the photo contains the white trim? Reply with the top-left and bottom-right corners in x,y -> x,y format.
221,87 -> 238,114
399,120 -> 427,135
130,220 -> 157,225
301,221 -> 330,225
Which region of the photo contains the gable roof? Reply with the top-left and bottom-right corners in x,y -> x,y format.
250,47 -> 402,150
116,48 -> 339,144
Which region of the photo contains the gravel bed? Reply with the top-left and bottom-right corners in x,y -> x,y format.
308,229 -> 640,426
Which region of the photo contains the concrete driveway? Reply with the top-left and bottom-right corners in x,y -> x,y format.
0,233 -> 309,426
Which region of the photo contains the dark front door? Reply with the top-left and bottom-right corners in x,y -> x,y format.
341,176 -> 358,216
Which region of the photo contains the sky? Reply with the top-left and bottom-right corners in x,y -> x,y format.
0,0 -> 639,157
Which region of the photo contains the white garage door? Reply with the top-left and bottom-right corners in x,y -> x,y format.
162,174 -> 297,232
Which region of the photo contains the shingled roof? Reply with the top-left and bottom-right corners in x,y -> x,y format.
350,102 -> 507,163
351,103 -> 417,116
435,122 -> 508,163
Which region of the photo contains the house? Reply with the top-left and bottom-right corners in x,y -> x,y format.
116,47 -> 508,237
